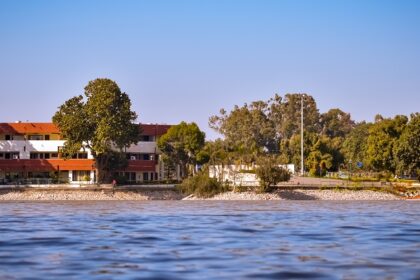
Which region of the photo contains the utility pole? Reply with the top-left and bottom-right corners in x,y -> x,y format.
301,94 -> 304,176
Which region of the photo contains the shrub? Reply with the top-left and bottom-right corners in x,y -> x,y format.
82,175 -> 91,182
255,158 -> 291,193
179,171 -> 228,198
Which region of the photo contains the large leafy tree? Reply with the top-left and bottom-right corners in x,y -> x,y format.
395,113 -> 420,178
157,122 -> 205,178
366,115 -> 408,173
269,93 -> 320,139
320,108 -> 355,138
209,101 -> 277,159
342,122 -> 372,170
53,78 -> 140,183
209,93 -> 320,161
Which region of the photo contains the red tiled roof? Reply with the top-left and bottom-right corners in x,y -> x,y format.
0,123 -> 59,134
140,124 -> 171,136
0,159 -> 95,172
0,122 -> 171,136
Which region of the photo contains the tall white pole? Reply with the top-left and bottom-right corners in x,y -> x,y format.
301,94 -> 304,176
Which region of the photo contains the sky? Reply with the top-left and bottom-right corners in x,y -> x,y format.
0,0 -> 419,139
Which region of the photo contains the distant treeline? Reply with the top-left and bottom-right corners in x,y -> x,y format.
157,93 -> 419,179
205,93 -> 419,178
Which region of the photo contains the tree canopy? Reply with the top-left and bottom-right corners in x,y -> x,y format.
366,115 -> 408,173
395,113 -> 420,178
52,78 -> 140,183
206,92 -> 418,179
157,122 -> 205,178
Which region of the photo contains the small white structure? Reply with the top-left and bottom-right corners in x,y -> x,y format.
209,164 -> 295,186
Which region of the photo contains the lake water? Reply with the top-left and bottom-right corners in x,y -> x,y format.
0,201 -> 419,279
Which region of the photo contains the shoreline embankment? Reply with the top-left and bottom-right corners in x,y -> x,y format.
0,185 -> 418,201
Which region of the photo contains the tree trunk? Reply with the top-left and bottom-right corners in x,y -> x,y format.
94,155 -> 113,184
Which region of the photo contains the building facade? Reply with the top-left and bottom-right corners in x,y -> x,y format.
0,122 -> 172,184
209,164 -> 295,186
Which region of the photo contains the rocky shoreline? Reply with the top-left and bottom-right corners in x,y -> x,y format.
188,190 -> 403,201
0,189 -> 184,201
0,188 -> 409,201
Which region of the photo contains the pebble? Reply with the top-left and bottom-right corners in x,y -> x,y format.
0,190 -> 183,201
0,189 -> 411,201
185,189 -> 404,201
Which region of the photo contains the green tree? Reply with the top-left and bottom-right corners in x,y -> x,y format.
269,93 -> 321,139
366,115 -> 408,173
200,139 -> 230,166
395,113 -> 420,178
179,169 -> 227,198
52,78 -> 140,183
158,122 -> 205,178
279,132 -> 312,170
279,132 -> 341,174
209,101 -> 277,159
304,134 -> 335,176
320,108 -> 355,138
255,157 -> 291,192
209,93 -> 320,163
342,122 -> 372,170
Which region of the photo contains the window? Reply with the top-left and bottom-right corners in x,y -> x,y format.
142,154 -> 151,160
71,152 -> 88,159
78,153 -> 88,159
127,153 -> 145,160
0,153 -> 3,158
143,172 -> 149,181
28,135 -> 43,140
5,135 -> 11,140
3,153 -> 18,159
30,152 -> 58,159
140,135 -> 150,142
72,171 -> 90,181
30,153 -> 39,159
44,135 -> 50,140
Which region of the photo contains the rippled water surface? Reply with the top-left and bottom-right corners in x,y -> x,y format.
0,201 -> 419,279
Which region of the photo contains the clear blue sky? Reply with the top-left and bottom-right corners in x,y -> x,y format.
1,0 -> 419,139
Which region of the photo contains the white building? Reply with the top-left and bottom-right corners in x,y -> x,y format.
0,122 -> 175,184
209,164 -> 295,186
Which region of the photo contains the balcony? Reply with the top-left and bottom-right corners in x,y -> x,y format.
124,160 -> 157,172
125,141 -> 157,154
0,140 -> 65,153
0,159 -> 95,172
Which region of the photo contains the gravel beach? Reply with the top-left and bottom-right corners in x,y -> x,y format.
0,188 -> 406,201
0,189 -> 184,201
197,190 -> 403,200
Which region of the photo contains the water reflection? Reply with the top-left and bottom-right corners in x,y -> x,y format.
0,201 -> 419,279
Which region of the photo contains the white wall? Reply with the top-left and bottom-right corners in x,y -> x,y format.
125,141 -> 157,154
0,140 -> 96,159
1,140 -> 159,159
209,164 -> 295,186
